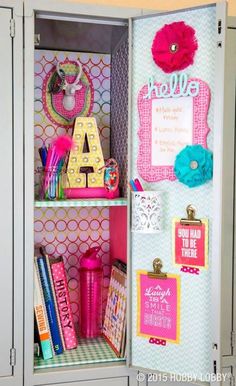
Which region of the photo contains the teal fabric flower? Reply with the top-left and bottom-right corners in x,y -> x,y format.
174,145 -> 213,188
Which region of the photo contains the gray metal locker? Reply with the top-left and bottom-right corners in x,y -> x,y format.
0,2 -> 235,386
0,1 -> 23,386
21,1 -> 234,386
0,7 -> 14,377
221,18 -> 236,365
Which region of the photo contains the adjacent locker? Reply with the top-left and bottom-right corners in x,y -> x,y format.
0,2 -> 24,386
230,21 -> 236,361
0,6 -> 14,379
221,24 -> 236,358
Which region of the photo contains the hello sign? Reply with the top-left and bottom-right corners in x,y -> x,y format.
144,73 -> 200,99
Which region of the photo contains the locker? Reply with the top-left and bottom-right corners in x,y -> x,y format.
221,19 -> 236,358
0,1 -> 23,386
0,1 -> 235,386
24,1 -> 228,385
0,8 -> 14,377
0,1 -> 228,386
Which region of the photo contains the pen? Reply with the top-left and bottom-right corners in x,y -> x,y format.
41,146 -> 48,167
129,179 -> 138,192
43,146 -> 54,194
38,146 -> 48,168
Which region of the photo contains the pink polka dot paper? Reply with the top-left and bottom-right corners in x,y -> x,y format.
34,50 -> 111,173
34,207 -> 110,325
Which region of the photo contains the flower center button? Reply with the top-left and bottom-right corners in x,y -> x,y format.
190,160 -> 199,170
170,43 -> 179,53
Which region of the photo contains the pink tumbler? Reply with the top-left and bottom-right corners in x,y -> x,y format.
79,247 -> 103,338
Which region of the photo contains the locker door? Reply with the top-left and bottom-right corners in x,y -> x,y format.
0,2 -> 23,386
230,22 -> 236,361
221,25 -> 236,357
0,7 -> 14,378
129,2 -> 227,382
222,367 -> 233,386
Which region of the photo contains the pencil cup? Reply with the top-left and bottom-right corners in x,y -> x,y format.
35,167 -> 44,200
35,167 -> 69,201
132,191 -> 163,233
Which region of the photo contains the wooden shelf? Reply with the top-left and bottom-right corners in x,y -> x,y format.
34,198 -> 128,208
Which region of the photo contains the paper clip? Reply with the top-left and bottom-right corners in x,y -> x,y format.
148,258 -> 167,280
180,205 -> 202,226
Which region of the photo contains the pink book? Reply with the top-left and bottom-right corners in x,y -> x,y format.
50,257 -> 78,350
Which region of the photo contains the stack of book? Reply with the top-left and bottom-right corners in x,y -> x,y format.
103,260 -> 127,358
34,248 -> 78,360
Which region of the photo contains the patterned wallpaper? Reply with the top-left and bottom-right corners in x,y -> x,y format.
34,46 -> 129,328
34,206 -> 110,326
111,38 -> 129,197
34,50 -> 112,326
34,49 -> 111,171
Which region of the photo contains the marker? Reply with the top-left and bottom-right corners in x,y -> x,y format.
134,178 -> 144,192
129,179 -> 138,192
41,146 -> 48,167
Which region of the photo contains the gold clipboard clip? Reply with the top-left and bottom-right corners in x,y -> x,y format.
180,205 -> 202,226
148,258 -> 167,280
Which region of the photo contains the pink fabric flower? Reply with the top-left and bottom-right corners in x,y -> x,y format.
151,21 -> 198,73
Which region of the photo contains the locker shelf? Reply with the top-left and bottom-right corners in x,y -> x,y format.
34,198 -> 128,208
34,336 -> 125,370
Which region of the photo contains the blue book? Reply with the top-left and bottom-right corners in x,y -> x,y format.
36,256 -> 63,355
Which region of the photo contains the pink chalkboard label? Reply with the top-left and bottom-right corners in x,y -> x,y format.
137,272 -> 180,344
173,219 -> 208,270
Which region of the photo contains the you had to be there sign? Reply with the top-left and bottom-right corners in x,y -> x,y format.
172,218 -> 209,272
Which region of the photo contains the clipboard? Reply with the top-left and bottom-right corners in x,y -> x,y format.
172,205 -> 209,273
137,259 -> 180,345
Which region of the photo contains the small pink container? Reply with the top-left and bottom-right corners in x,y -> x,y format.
79,247 -> 103,338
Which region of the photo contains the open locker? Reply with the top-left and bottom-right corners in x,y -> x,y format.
33,11 -> 129,372
24,1 -> 228,385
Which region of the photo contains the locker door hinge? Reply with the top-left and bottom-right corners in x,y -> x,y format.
231,331 -> 236,348
10,348 -> 16,366
34,34 -> 40,46
10,19 -> 15,38
230,375 -> 235,386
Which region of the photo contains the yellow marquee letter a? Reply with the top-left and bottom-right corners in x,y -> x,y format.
67,117 -> 105,188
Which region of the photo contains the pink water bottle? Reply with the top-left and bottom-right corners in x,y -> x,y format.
79,247 -> 103,338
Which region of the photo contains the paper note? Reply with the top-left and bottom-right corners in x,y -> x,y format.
151,97 -> 193,166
